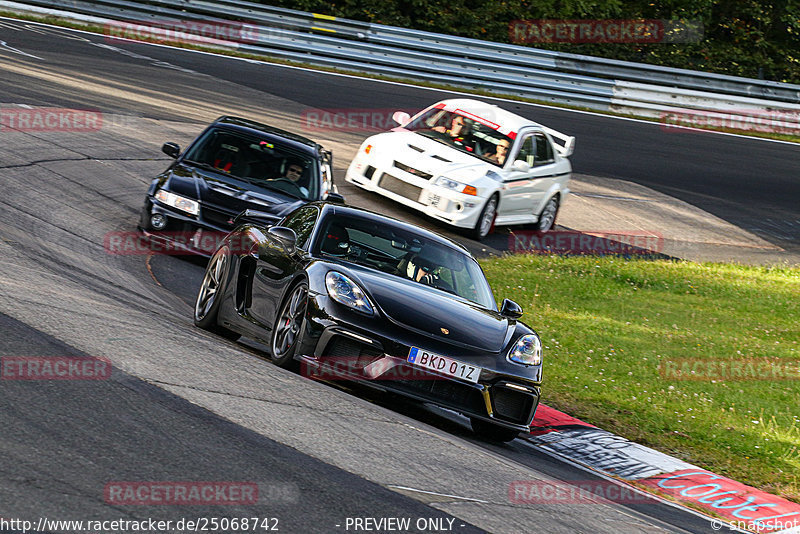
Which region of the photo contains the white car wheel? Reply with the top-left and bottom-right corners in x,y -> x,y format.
471,195 -> 498,241
535,196 -> 559,232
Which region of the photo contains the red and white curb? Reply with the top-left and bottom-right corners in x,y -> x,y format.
526,405 -> 800,532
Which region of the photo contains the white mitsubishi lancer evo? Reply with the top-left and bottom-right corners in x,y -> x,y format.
345,99 -> 575,240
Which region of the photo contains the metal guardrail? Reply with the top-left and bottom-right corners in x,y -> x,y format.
3,0 -> 800,132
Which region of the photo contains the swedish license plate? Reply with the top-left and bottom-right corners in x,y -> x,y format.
407,347 -> 481,383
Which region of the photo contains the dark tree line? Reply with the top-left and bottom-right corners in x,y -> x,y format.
263,0 -> 800,84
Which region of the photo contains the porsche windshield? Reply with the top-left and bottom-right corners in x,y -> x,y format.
404,108 -> 514,167
183,128 -> 318,200
317,214 -> 496,309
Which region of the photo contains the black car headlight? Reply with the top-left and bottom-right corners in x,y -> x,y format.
507,334 -> 542,366
154,189 -> 199,215
325,272 -> 374,315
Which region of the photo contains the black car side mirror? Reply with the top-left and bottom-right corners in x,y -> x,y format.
162,142 -> 180,159
500,299 -> 523,319
325,192 -> 345,204
268,226 -> 297,253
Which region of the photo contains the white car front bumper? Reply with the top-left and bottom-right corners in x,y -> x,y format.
346,160 -> 489,230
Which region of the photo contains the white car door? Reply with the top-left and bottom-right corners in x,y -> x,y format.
499,132 -> 559,221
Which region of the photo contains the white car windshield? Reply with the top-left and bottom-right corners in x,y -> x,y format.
404,108 -> 515,167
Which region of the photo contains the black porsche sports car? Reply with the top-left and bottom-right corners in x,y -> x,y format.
139,116 -> 341,254
194,202 -> 543,442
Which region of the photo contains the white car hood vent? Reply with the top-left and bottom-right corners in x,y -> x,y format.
430,155 -> 452,163
408,144 -> 424,152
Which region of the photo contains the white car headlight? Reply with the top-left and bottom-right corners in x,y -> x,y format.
154,189 -> 199,215
325,271 -> 374,315
507,334 -> 542,366
433,176 -> 477,196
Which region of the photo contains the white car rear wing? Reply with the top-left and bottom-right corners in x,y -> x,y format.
542,126 -> 576,158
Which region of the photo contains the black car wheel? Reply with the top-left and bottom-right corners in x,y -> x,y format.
534,196 -> 559,232
470,194 -> 498,241
470,417 -> 520,443
194,246 -> 240,341
270,281 -> 308,368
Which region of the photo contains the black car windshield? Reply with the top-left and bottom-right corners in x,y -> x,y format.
183,127 -> 318,200
317,214 -> 496,309
404,108 -> 515,167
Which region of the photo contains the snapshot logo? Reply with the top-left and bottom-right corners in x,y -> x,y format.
661,109 -> 800,136
660,358 -> 800,381
104,482 -> 258,505
509,19 -> 703,44
302,356 -> 446,381
105,231 -> 253,256
104,19 -> 260,47
301,108 -> 418,133
509,230 -> 664,256
1,356 -> 111,380
509,480 -> 659,505
0,107 -> 103,132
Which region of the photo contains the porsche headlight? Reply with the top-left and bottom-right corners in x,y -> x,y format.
507,334 -> 542,366
434,176 -> 477,196
154,189 -> 199,215
325,271 -> 373,315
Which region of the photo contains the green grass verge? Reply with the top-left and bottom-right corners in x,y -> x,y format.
480,254 -> 800,501
2,10 -> 798,144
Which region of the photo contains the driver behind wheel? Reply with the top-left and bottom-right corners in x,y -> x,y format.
281,158 -> 309,196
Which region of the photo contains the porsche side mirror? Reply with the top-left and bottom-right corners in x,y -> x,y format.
512,160 -> 530,173
325,192 -> 345,204
392,111 -> 411,126
267,226 -> 297,253
162,142 -> 180,158
500,299 -> 523,319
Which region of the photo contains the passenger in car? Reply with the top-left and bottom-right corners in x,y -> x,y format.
488,139 -> 510,166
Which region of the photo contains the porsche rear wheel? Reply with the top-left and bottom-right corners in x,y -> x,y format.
470,417 -> 520,443
270,281 -> 308,369
194,246 -> 240,341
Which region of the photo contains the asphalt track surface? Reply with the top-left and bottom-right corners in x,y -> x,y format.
0,17 -> 796,533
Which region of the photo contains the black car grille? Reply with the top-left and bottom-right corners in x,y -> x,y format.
393,161 -> 432,180
322,336 -> 383,368
379,174 -> 423,201
202,205 -> 238,230
392,373 -> 486,415
492,386 -> 536,425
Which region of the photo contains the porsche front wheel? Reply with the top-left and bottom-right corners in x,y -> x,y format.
270,282 -> 308,369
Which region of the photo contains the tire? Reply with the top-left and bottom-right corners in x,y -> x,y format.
270,281 -> 308,369
534,196 -> 559,232
470,194 -> 498,241
470,417 -> 520,443
194,246 -> 241,341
